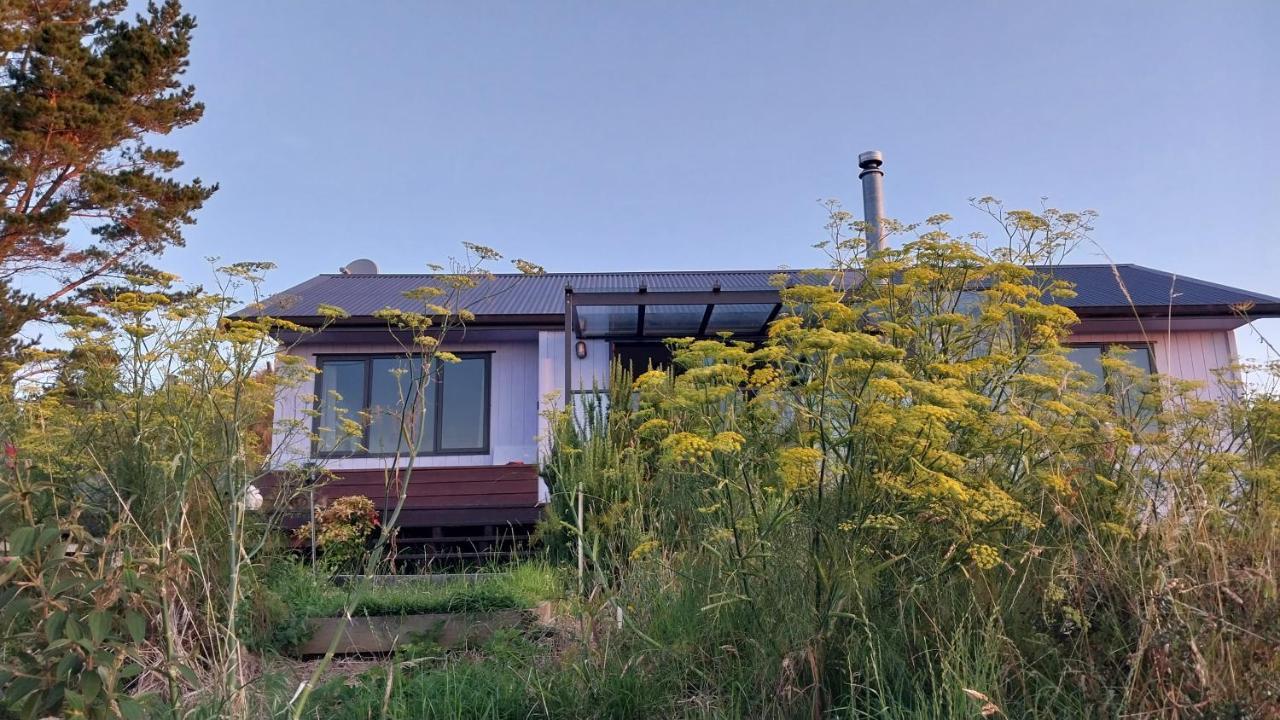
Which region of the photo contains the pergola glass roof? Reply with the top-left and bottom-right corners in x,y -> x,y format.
565,287 -> 782,341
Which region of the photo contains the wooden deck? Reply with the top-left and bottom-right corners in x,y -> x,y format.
261,463 -> 544,564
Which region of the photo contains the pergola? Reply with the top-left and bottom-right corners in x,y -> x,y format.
562,282 -> 783,396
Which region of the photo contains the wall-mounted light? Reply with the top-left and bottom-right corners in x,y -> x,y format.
575,340 -> 588,359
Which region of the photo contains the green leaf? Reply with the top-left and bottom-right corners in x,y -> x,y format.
88,610 -> 111,644
50,575 -> 85,595
46,609 -> 67,642
81,669 -> 102,702
125,611 -> 147,643
7,526 -> 36,557
118,696 -> 146,720
0,557 -> 20,584
35,525 -> 62,550
6,675 -> 39,703
64,615 -> 83,642
63,688 -> 86,712
0,594 -> 32,625
56,653 -> 81,680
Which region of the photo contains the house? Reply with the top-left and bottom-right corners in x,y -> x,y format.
242,262 -> 1280,557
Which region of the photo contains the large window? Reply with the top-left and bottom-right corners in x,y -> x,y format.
1066,343 -> 1154,390
1066,343 -> 1156,419
314,353 -> 491,456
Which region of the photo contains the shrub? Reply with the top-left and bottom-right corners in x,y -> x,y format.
294,495 -> 380,574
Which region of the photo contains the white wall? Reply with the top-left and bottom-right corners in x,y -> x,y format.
1068,328 -> 1241,401
271,340 -> 540,470
536,331 -> 610,459
270,327 -> 1244,471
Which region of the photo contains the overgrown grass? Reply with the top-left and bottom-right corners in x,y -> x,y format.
245,561 -> 562,654
277,562 -> 559,618
270,627 -> 695,720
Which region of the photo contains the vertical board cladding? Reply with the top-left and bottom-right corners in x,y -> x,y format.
269,340 -> 540,471
1068,328 -> 1241,401
537,331 -> 611,459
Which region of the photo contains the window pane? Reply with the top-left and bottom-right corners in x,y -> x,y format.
368,357 -> 435,454
1066,346 -> 1105,393
955,291 -> 982,318
439,356 -> 488,450
1105,346 -> 1156,424
1123,346 -> 1154,374
707,303 -> 775,335
577,305 -> 638,337
317,360 -> 366,454
643,304 -> 704,337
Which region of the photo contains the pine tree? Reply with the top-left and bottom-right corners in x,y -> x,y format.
0,0 -> 214,371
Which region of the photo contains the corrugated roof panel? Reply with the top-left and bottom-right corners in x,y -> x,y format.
237,265 -> 1280,321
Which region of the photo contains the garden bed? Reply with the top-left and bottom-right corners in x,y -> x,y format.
296,608 -> 532,655
262,562 -> 561,656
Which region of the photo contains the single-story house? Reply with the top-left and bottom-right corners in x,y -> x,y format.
242,263 -> 1280,556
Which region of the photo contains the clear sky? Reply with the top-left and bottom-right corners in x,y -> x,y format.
163,1 -> 1278,361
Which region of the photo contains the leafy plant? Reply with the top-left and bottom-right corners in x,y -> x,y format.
0,484 -> 162,719
294,495 -> 380,574
0,263 -> 320,718
537,203 -> 1280,717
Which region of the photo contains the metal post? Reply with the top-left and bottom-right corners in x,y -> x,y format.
563,286 -> 574,409
564,285 -> 584,596
577,481 -> 585,596
308,485 -> 317,572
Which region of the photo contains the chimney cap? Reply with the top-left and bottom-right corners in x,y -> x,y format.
858,150 -> 884,170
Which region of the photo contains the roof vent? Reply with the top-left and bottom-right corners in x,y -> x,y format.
340,258 -> 378,275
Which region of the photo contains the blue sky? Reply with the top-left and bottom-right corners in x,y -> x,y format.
163,1 -> 1277,360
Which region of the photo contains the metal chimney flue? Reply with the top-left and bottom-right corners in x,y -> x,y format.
858,150 -> 886,256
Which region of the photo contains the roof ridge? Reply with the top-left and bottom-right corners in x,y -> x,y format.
319,268 -> 819,278
320,264 -> 1173,278
1028,263 -> 1137,269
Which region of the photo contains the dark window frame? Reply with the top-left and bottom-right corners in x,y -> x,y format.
311,351 -> 493,458
1064,341 -> 1159,421
1063,341 -> 1157,375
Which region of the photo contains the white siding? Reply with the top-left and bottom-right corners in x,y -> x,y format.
536,331 -> 610,458
269,326 -> 1242,472
270,340 -> 540,470
1068,329 -> 1241,400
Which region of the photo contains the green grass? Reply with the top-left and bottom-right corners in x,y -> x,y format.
270,562 -> 561,619
245,561 -> 563,654
281,628 -> 690,720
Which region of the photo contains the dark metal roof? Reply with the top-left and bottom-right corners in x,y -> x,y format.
237,265 -> 1280,324
239,270 -> 838,322
1031,264 -> 1280,311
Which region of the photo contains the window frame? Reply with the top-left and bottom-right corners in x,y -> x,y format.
1063,341 -> 1157,377
311,351 -> 493,458
1063,341 -> 1159,417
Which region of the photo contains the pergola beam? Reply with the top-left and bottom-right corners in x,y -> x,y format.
565,287 -> 784,341
568,289 -> 779,307
696,304 -> 715,336
759,303 -> 783,335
